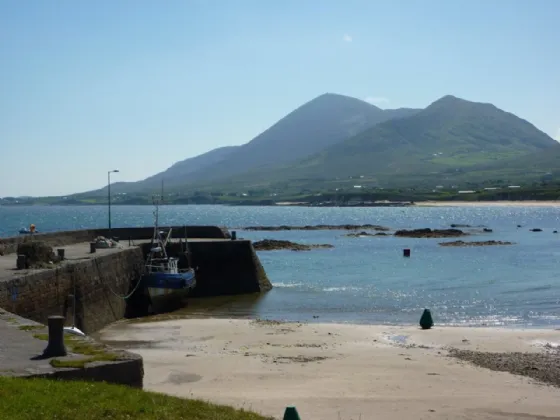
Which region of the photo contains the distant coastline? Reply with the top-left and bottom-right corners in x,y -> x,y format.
414,200 -> 560,207
2,199 -> 560,207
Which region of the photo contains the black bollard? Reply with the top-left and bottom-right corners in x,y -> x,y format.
57,248 -> 65,260
42,315 -> 67,357
231,231 -> 237,240
419,309 -> 434,330
89,242 -> 96,253
16,254 -> 27,270
403,248 -> 411,257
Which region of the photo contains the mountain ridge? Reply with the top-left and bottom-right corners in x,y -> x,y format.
78,93 -> 556,196
97,93 -> 421,194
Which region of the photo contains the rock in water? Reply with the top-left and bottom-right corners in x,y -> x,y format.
252,239 -> 334,251
439,240 -> 514,247
420,309 -> 434,330
394,228 -> 466,238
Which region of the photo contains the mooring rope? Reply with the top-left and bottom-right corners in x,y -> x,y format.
95,257 -> 144,300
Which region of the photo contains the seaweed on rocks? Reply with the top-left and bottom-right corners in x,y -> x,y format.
242,224 -> 390,232
394,228 -> 467,238
439,240 -> 514,247
252,239 -> 334,251
448,348 -> 560,388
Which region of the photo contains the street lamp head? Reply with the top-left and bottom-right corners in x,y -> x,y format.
109,169 -> 119,173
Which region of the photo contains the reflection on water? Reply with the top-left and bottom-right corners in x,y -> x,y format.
3,204 -> 560,328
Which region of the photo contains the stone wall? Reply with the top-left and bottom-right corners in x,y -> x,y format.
0,247 -> 145,333
0,225 -> 229,255
1,227 -> 271,333
189,240 -> 272,297
37,356 -> 144,388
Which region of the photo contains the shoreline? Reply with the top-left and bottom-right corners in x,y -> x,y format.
414,200 -> 560,207
100,318 -> 560,420
3,200 -> 560,208
120,310 -> 560,331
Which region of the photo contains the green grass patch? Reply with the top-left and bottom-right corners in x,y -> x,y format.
33,333 -> 121,368
33,333 -> 49,341
18,325 -> 45,331
0,377 -> 272,420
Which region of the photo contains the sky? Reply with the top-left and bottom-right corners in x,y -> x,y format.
0,0 -> 559,197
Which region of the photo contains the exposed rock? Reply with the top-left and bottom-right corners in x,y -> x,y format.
530,228 -> 543,232
449,348 -> 560,388
483,228 -> 493,232
394,228 -> 467,238
16,241 -> 59,268
451,224 -> 489,229
345,231 -> 389,238
242,224 -> 390,232
252,239 -> 334,251
439,240 -> 514,247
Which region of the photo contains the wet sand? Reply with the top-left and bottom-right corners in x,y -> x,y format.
100,319 -> 560,420
415,200 -> 560,207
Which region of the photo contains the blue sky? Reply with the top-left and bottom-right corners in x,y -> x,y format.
1,0 -> 558,196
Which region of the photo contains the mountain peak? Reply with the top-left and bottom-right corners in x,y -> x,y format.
310,92 -> 379,108
428,94 -> 466,107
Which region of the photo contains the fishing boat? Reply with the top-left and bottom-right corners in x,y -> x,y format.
141,197 -> 196,314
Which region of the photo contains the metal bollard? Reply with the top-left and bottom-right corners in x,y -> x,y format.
16,254 -> 27,270
42,315 -> 67,357
90,242 -> 96,253
231,231 -> 237,240
57,248 -> 65,260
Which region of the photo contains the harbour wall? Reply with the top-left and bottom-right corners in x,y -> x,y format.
0,226 -> 271,333
0,225 -> 229,255
0,247 -> 145,334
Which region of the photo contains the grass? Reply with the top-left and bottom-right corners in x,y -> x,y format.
18,325 -> 45,331
32,333 -> 121,368
0,377 -> 272,420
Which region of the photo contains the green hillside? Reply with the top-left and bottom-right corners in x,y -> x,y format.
241,95 -> 558,187
71,94 -> 559,197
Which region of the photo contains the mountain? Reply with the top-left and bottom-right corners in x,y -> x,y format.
88,93 -> 420,194
179,93 -> 419,184
77,93 -> 557,196
250,95 -> 558,186
91,146 -> 239,194
135,146 -> 238,189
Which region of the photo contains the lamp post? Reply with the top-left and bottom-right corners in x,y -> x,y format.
107,169 -> 119,231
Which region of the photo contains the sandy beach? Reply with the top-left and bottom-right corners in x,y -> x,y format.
415,200 -> 560,207
100,319 -> 560,420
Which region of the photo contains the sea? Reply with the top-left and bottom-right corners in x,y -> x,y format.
1,204 -> 560,328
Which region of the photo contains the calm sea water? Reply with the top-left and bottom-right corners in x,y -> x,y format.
2,204 -> 560,328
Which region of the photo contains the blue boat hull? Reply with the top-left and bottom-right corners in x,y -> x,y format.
142,270 -> 196,314
142,271 -> 196,289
